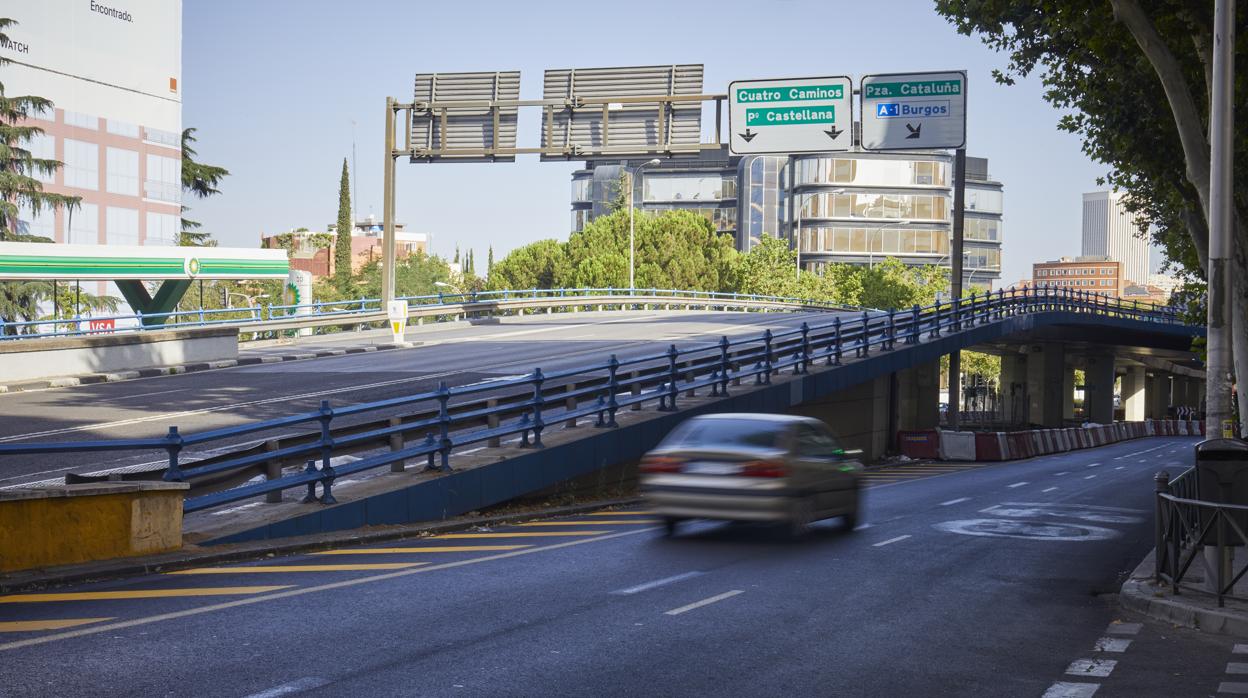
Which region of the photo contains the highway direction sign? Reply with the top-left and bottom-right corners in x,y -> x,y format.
729,76 -> 852,155
860,71 -> 966,151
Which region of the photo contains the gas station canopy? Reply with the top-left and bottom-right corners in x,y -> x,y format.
0,242 -> 289,280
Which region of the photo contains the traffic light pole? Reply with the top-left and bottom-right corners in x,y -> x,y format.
382,96 -> 397,304
949,148 -> 966,431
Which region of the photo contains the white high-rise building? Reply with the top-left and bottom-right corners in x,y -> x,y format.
1081,191 -> 1149,284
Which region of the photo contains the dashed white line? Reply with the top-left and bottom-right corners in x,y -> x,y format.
244,678 -> 331,698
1093,637 -> 1132,653
940,497 -> 970,506
1042,682 -> 1099,698
1008,482 -> 1029,489
1055,472 -> 1070,476
1042,487 -> 1058,493
1234,644 -> 1248,655
873,535 -> 912,547
1115,466 -> 1125,470
1065,658 -> 1116,678
612,571 -> 703,595
1084,474 -> 1098,480
1228,663 -> 1248,675
1087,463 -> 1102,467
1217,682 -> 1248,695
1106,621 -> 1141,635
664,590 -> 743,616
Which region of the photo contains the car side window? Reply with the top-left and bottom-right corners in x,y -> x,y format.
796,425 -> 840,459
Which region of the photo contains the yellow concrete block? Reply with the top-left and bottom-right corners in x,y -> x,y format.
0,482 -> 189,573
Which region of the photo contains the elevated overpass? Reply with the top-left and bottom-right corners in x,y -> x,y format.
0,288 -> 1203,543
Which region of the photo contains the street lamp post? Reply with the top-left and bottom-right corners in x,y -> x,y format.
628,159 -> 662,291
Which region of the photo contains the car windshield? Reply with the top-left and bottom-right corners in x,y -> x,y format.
660,418 -> 785,450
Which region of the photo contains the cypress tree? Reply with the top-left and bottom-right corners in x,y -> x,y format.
487,245 -> 494,275
333,158 -> 352,287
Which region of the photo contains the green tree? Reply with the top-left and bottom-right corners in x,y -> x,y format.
562,209 -> 736,291
0,18 -> 80,333
936,0 -> 1248,426
487,245 -> 494,276
488,239 -> 569,290
333,158 -> 352,289
734,234 -> 799,298
356,251 -> 452,299
179,127 -> 228,246
608,171 -> 631,213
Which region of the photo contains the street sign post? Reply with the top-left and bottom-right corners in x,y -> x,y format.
860,71 -> 966,151
728,76 -> 852,155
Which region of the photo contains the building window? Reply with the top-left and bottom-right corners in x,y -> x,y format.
145,154 -> 181,203
64,111 -> 98,130
144,127 -> 180,148
571,178 -> 592,203
106,207 -> 140,246
800,192 -> 949,222
106,119 -> 141,138
24,132 -> 55,183
796,157 -> 948,187
68,203 -> 99,244
964,188 -> 1003,213
17,203 -> 54,240
146,212 -> 180,245
63,138 -> 99,191
106,147 -> 139,196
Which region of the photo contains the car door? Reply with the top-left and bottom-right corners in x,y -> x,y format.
792,424 -> 840,514
815,424 -> 861,512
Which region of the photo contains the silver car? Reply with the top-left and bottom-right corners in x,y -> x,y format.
640,413 -> 864,537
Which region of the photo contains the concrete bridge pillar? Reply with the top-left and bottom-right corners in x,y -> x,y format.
1063,367 -> 1076,421
999,353 -> 1028,425
789,375 -> 890,463
1146,372 -> 1172,419
1122,365 -> 1146,422
895,360 -> 940,433
1083,354 -> 1116,425
1026,343 -> 1065,427
1177,377 -> 1202,410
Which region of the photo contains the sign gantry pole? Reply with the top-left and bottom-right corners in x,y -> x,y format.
949,148 -> 967,431
382,96 -> 397,304
1208,0 -> 1236,437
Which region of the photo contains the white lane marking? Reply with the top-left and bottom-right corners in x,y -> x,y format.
1229,663 -> 1248,675
1042,487 -> 1058,493
244,677 -> 331,698
1042,682 -> 1099,698
1007,482 -> 1028,489
612,571 -> 703,595
940,497 -> 970,506
1093,637 -> 1132,653
1055,472 -> 1070,476
1084,474 -> 1098,480
1087,463 -> 1102,467
1234,644 -> 1248,655
853,523 -> 873,531
110,387 -> 192,401
1105,621 -> 1142,635
1115,466 -> 1125,470
1218,682 -> 1248,694
873,535 -> 912,547
1065,658 -> 1117,678
663,590 -> 743,616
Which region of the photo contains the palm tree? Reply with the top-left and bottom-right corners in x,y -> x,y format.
179,127 -> 229,246
0,17 -> 80,334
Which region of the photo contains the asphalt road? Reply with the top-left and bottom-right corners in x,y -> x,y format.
0,437 -> 1227,697
0,310 -> 839,487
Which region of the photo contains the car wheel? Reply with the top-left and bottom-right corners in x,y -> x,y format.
844,488 -> 862,531
788,498 -> 816,539
663,517 -> 680,537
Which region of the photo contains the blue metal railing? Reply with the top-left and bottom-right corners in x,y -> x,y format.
0,287 -> 1192,515
0,287 -> 860,341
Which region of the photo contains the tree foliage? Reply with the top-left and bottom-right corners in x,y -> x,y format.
488,239 -> 569,291
333,158 -> 352,289
179,127 -> 228,246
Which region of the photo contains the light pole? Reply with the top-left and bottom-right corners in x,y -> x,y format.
628,158 -> 661,291
866,219 -> 911,269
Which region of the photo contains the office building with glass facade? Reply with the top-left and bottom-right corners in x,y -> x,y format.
571,149 -> 1003,289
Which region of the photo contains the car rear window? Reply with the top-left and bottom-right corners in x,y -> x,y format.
660,419 -> 784,450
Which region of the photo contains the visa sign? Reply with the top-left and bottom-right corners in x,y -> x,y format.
875,100 -> 950,119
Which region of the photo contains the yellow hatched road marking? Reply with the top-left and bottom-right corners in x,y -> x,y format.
167,563 -> 426,574
517,520 -> 659,526
0,618 -> 114,632
433,531 -> 608,539
0,586 -> 293,603
588,510 -> 654,516
312,546 -> 531,555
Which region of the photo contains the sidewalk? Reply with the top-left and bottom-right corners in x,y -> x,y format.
1120,548 -> 1248,638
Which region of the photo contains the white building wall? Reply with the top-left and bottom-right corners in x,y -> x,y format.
1081,191 -> 1149,284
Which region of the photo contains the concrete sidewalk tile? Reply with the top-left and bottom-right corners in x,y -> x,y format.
1120,551 -> 1248,639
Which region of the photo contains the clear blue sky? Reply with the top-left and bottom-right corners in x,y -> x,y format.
184,0 -> 1126,286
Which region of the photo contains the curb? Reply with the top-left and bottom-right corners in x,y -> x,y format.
0,496 -> 643,594
1119,549 -> 1248,638
0,341 -> 420,394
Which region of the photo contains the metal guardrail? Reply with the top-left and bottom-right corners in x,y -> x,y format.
0,287 -> 1191,516
0,288 -> 861,341
1155,467 -> 1248,607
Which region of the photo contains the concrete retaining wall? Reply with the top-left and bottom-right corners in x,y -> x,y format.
0,327 -> 238,382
